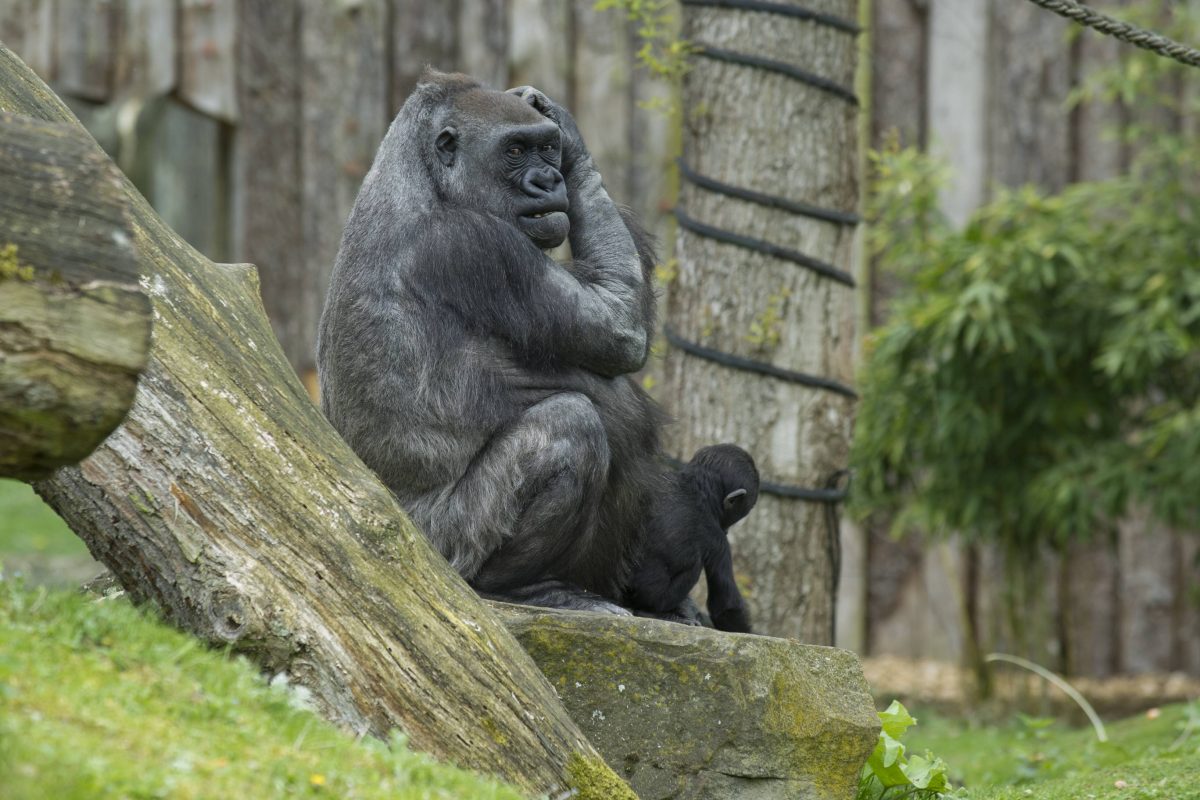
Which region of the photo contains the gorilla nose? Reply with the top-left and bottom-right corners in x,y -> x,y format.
522,166 -> 564,198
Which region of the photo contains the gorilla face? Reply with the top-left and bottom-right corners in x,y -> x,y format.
434,91 -> 571,250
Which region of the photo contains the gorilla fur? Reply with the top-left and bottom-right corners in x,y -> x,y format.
626,445 -> 759,632
317,70 -> 666,612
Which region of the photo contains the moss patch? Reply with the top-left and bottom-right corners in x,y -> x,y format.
0,243 -> 34,281
566,752 -> 638,800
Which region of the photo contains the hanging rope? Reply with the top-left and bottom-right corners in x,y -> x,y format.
1025,0 -> 1200,69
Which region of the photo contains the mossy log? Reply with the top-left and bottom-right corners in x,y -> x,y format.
0,44 -> 632,799
495,604 -> 881,800
0,113 -> 150,480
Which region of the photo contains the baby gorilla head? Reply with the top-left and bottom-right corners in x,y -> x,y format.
427,74 -> 570,250
689,444 -> 760,530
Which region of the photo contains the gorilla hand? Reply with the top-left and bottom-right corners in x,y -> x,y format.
507,85 -> 588,174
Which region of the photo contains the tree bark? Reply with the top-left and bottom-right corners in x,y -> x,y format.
0,44 -> 632,800
663,0 -> 860,643
0,112 -> 149,480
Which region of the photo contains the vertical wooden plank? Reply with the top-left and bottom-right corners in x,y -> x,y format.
1056,1 -> 1131,678
126,95 -> 229,261
233,0 -> 308,378
987,0 -> 1072,191
862,0 -> 989,663
391,0 -> 458,111
0,0 -> 56,79
1061,538 -> 1120,676
572,0 -> 632,204
927,0 -> 988,226
1070,0 -> 1132,181
871,0 -> 927,149
507,0 -> 569,101
54,0 -> 116,101
867,0 -> 927,329
627,10 -> 675,234
866,535 -> 966,661
179,0 -> 237,122
114,0 -> 175,98
1118,511 -> 1178,674
300,0 -> 389,394
458,0 -> 509,88
1176,535 -> 1200,674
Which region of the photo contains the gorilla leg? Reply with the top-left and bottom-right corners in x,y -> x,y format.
413,392 -> 620,611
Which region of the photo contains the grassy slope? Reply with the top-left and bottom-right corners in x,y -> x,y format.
907,704 -> 1200,800
0,583 -> 526,800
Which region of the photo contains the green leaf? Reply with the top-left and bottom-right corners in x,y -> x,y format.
879,700 -> 918,739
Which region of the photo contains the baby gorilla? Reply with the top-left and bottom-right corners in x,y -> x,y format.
626,445 -> 759,633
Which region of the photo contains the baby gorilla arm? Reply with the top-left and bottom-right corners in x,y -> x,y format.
704,539 -> 753,633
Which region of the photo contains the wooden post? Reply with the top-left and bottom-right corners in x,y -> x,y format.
663,0 -> 861,642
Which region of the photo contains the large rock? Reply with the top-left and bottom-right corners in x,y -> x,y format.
494,604 -> 880,800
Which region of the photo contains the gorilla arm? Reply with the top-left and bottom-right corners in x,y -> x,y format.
509,86 -> 657,376
703,537 -> 753,633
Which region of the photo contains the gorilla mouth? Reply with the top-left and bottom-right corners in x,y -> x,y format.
517,210 -> 570,248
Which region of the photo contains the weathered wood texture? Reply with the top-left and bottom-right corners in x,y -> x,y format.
233,0 -> 304,379
0,112 -> 149,480
0,44 -> 632,800
664,0 -> 860,643
179,0 -> 237,122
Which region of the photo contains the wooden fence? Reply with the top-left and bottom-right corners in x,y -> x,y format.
2,0 -> 1195,676
850,0 -> 1200,678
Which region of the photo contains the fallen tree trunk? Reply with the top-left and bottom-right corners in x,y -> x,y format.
0,113 -> 149,480
0,44 -> 632,799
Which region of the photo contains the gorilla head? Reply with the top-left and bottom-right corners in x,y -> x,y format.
423,74 -> 570,250
691,444 -> 760,529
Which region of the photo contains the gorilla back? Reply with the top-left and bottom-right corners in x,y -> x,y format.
317,70 -> 664,612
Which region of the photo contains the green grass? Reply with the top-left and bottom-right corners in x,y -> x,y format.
0,582 -> 526,800
904,703 -> 1200,800
0,478 -> 87,558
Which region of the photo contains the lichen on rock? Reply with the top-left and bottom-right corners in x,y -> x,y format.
494,603 -> 880,800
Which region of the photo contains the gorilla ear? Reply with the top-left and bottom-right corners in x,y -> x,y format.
435,126 -> 458,167
723,488 -> 747,512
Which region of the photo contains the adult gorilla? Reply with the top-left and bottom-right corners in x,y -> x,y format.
318,70 -> 664,613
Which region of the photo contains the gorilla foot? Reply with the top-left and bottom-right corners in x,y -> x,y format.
479,579 -> 632,616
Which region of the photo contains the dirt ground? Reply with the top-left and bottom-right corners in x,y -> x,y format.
863,654 -> 1200,719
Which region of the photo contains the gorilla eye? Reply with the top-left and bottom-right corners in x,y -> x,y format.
540,144 -> 556,153
507,145 -> 524,157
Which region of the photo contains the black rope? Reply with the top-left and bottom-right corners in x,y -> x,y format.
674,208 -> 856,287
662,455 -> 849,503
823,468 -> 850,642
680,0 -> 861,35
677,159 -> 862,227
693,45 -> 859,105
663,325 -> 858,399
